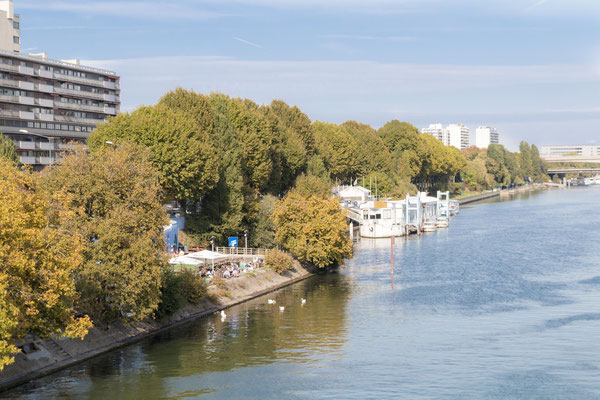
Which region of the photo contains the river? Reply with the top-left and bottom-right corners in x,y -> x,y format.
3,187 -> 600,399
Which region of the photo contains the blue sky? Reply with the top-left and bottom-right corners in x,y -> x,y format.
17,0 -> 600,150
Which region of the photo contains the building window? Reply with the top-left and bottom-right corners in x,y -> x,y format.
13,36 -> 19,44
13,21 -> 19,29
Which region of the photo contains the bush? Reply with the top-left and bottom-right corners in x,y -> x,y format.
265,249 -> 296,274
178,269 -> 208,304
156,269 -> 183,319
156,268 -> 208,319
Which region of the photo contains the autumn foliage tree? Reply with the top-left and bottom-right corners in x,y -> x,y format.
272,190 -> 353,268
0,160 -> 91,371
0,133 -> 17,164
39,143 -> 168,323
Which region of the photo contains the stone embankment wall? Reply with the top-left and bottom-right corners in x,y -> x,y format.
458,184 -> 543,205
0,263 -> 315,392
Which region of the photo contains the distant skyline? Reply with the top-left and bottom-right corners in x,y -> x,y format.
18,0 -> 600,151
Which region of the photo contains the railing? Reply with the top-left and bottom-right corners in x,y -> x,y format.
54,101 -> 107,113
216,247 -> 270,256
54,87 -> 105,101
54,72 -> 107,88
54,115 -> 106,125
0,48 -> 116,75
0,78 -> 19,88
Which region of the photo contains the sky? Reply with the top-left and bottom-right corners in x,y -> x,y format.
17,0 -> 600,150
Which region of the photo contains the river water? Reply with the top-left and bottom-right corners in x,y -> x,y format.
4,187 -> 600,399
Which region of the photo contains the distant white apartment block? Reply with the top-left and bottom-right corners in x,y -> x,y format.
0,1 -> 19,53
475,126 -> 499,148
446,124 -> 470,150
541,145 -> 600,158
422,123 -> 449,146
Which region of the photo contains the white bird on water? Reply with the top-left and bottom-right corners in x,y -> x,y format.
279,306 -> 285,312
220,310 -> 226,320
267,299 -> 276,304
301,298 -> 306,305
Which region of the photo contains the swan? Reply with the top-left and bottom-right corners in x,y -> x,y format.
279,306 -> 285,312
301,298 -> 306,305
220,310 -> 226,319
267,299 -> 276,304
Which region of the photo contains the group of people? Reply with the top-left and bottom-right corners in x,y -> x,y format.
199,258 -> 264,283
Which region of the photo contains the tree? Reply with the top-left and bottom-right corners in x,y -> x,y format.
377,120 -> 420,154
0,160 -> 91,371
0,133 -> 17,164
530,144 -> 543,177
292,173 -> 331,199
312,121 -> 358,182
341,121 -> 391,175
269,100 -> 315,154
519,141 -> 533,179
251,194 -> 278,248
272,191 -> 353,268
88,105 -> 220,202
39,143 -> 168,323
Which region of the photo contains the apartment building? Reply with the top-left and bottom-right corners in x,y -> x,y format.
446,124 -> 470,150
0,0 -> 120,169
475,126 -> 499,148
541,145 -> 600,158
422,123 -> 449,146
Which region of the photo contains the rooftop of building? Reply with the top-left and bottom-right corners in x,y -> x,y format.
0,48 -> 117,76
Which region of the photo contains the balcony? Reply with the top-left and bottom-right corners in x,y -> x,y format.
103,94 -> 117,102
0,94 -> 18,104
35,113 -> 54,122
0,63 -> 18,73
0,78 -> 19,88
54,100 -> 107,113
16,141 -> 35,150
19,155 -> 36,164
36,83 -> 54,93
55,87 -> 105,101
54,115 -> 106,125
18,66 -> 34,76
39,69 -> 53,79
54,72 -> 106,88
102,81 -> 116,90
0,109 -> 19,118
18,81 -> 34,90
18,96 -> 34,105
35,98 -> 54,107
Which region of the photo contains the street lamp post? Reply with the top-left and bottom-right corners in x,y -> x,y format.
244,230 -> 248,253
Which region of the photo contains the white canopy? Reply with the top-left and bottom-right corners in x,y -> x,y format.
169,255 -> 204,266
187,250 -> 227,261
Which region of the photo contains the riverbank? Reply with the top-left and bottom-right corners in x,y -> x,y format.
458,184 -> 545,205
0,262 -> 315,393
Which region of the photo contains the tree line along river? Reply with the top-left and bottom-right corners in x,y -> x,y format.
3,187 -> 600,399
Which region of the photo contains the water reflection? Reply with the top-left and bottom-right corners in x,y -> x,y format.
4,275 -> 352,399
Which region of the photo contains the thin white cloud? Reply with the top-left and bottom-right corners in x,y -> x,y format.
18,1 -> 224,20
233,37 -> 262,48
322,34 -> 416,41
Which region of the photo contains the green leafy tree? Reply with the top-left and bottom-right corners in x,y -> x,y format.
342,121 -> 391,175
269,100 -> 315,154
312,121 -> 359,182
88,105 -> 219,202
0,160 -> 91,370
519,141 -> 533,179
530,144 -> 543,177
0,133 -> 17,164
273,191 -> 352,268
251,194 -> 278,248
292,173 -> 331,199
39,143 -> 168,323
377,120 -> 420,154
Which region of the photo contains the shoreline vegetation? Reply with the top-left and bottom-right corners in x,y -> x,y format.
0,89 -> 549,382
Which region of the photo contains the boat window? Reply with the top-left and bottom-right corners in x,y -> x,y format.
375,214 -> 382,220
369,215 -> 376,220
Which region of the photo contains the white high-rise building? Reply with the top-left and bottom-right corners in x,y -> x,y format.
446,124 -> 470,150
475,126 -> 499,148
0,0 -> 19,53
422,123 -> 449,146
